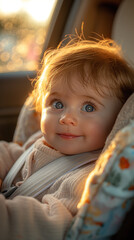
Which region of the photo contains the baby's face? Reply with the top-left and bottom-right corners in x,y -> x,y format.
41,73 -> 122,154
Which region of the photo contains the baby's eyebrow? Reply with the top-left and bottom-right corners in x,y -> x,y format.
83,95 -> 104,107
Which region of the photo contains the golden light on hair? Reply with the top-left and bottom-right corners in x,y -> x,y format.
30,36 -> 134,114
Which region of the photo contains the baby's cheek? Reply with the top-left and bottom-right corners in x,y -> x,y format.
92,123 -> 109,145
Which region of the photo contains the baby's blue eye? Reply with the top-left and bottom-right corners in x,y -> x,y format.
53,101 -> 63,109
82,104 -> 94,112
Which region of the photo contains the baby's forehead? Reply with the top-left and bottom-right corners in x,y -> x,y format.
47,74 -> 111,99
49,73 -> 87,93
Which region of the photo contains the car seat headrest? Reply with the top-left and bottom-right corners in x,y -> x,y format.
112,0 -> 134,66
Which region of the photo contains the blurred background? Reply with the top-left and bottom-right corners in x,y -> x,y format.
0,0 -> 57,73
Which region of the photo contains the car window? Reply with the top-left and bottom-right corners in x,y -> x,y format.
0,0 -> 57,73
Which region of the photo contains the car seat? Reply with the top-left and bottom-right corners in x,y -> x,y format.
13,90 -> 134,240
65,0 -> 134,239
12,0 -> 134,239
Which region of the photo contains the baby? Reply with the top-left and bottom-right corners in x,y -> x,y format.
0,38 -> 134,240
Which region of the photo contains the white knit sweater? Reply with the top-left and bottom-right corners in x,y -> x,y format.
0,131 -> 98,240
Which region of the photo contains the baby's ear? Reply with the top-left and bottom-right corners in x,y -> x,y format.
103,93 -> 134,152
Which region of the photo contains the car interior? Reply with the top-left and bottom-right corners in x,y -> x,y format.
0,0 -> 134,239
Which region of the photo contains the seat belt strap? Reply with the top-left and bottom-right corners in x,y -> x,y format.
1,144 -> 34,191
9,150 -> 100,199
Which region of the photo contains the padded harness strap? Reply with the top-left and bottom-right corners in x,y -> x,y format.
1,145 -> 100,199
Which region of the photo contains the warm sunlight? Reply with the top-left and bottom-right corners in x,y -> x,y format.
24,0 -> 56,23
0,0 -> 22,15
0,0 -> 56,23
0,0 -> 57,72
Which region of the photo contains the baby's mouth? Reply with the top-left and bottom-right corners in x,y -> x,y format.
57,133 -> 81,139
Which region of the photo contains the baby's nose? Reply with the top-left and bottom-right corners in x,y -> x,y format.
59,112 -> 78,126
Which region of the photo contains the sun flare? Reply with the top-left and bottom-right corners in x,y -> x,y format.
0,0 -> 56,23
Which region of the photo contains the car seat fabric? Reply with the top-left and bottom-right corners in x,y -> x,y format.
65,120 -> 134,240
13,96 -> 40,146
103,93 -> 134,152
112,0 -> 134,66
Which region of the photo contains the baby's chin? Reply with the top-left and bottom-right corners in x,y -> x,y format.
57,147 -> 97,155
43,135 -> 103,155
